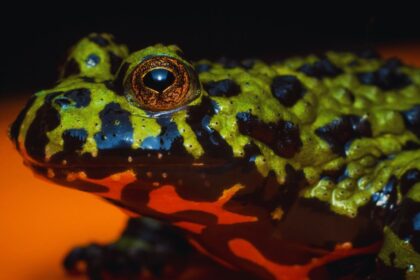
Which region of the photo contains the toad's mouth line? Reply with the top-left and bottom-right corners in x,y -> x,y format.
25,159 -> 238,171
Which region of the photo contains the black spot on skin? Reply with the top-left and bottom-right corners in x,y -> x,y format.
104,80 -> 116,92
140,117 -> 190,157
81,77 -> 95,83
94,102 -> 133,150
270,75 -> 306,107
346,89 -> 356,103
241,143 -> 262,171
358,58 -> 412,90
186,96 -> 234,159
25,92 -> 61,161
89,34 -> 110,46
389,198 -> 420,253
9,95 -> 36,147
315,115 -> 372,156
62,59 -> 80,78
400,169 -> 420,196
403,105 -> 420,138
236,113 -> 302,158
55,88 -> 91,108
203,79 -> 241,97
112,62 -> 130,95
320,166 -> 347,183
298,58 -> 343,79
62,129 -> 88,154
108,51 -> 123,75
352,116 -> 372,136
402,141 -> 420,151
371,176 -> 399,223
195,63 -> 212,73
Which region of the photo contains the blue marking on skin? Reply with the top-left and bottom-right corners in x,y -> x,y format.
86,54 -> 101,67
95,103 -> 133,150
413,212 -> 420,231
140,117 -> 181,151
372,176 -> 397,209
141,137 -> 160,150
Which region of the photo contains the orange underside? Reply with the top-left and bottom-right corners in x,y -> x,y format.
148,184 -> 258,226
228,238 -> 381,280
71,169 -> 137,200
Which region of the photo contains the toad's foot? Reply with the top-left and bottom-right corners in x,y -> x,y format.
63,217 -> 191,280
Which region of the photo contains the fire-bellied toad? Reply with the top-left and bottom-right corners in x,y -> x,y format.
9,33 -> 420,279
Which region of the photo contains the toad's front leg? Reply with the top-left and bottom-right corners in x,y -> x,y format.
63,217 -> 257,280
64,217 -> 191,280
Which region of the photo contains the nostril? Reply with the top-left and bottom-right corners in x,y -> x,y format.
54,97 -> 72,108
54,88 -> 91,108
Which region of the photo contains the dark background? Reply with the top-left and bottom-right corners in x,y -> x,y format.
1,4 -> 419,96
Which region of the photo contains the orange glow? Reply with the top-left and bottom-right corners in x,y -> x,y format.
228,238 -> 381,280
148,184 -> 258,225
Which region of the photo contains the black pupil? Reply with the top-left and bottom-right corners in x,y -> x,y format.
143,68 -> 175,92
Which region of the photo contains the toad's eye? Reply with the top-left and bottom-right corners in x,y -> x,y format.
127,56 -> 200,112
